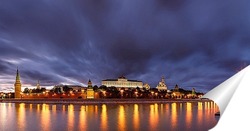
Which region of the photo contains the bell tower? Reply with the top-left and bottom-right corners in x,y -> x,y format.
14,67 -> 22,98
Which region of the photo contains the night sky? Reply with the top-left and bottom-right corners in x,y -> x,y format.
0,1 -> 249,93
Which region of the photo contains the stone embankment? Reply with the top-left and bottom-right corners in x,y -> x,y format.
0,98 -> 212,105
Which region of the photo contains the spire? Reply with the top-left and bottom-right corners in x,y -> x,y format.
16,67 -> 20,81
37,80 -> 41,89
88,79 -> 92,88
161,76 -> 165,83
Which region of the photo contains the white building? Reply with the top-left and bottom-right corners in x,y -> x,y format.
102,76 -> 143,89
156,76 -> 168,91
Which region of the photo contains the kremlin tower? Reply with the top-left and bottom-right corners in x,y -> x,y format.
14,68 -> 22,98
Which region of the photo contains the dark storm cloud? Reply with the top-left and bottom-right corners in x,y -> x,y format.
0,0 -> 250,92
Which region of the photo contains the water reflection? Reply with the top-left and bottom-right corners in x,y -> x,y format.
79,105 -> 87,131
0,101 -> 219,131
133,104 -> 139,131
100,104 -> 108,131
186,102 -> 192,128
68,104 -> 74,131
16,103 -> 26,131
41,104 -> 50,131
171,103 -> 177,130
197,102 -> 203,126
149,104 -> 159,131
118,105 -> 126,131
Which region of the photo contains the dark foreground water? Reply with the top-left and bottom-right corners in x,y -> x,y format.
0,101 -> 219,131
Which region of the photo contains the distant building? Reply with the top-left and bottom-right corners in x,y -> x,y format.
36,80 -> 41,89
14,68 -> 22,98
156,76 -> 168,91
53,85 -> 85,93
87,79 -> 94,99
172,84 -> 184,98
102,76 -> 143,89
143,83 -> 151,90
88,79 -> 92,88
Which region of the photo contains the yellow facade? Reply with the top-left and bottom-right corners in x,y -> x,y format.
87,89 -> 94,99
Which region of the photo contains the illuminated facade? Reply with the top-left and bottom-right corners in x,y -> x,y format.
102,76 -> 143,89
14,68 -> 22,98
87,79 -> 94,99
156,76 -> 168,91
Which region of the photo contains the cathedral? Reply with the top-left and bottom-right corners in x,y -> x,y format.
14,68 -> 22,98
156,76 -> 168,91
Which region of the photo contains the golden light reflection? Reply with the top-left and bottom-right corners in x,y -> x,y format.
197,102 -> 203,126
0,103 -> 7,129
149,104 -> 159,131
95,105 -> 98,116
160,104 -> 164,114
29,104 -> 32,111
100,104 -> 108,131
186,102 -> 192,128
37,104 -> 40,112
16,103 -> 26,131
68,104 -> 74,131
79,105 -> 87,131
52,105 -> 57,115
171,103 -> 177,130
133,104 -> 139,131
180,103 -> 183,113
118,105 -> 126,131
41,104 -> 50,131
213,102 -> 219,112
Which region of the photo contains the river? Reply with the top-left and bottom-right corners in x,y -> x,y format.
0,101 -> 219,131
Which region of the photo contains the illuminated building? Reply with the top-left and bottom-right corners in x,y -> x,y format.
14,68 -> 22,98
88,79 -> 92,88
143,83 -> 151,90
102,76 -> 143,89
156,76 -> 168,91
171,84 -> 184,98
87,79 -> 94,99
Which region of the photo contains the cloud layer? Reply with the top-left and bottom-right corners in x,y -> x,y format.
0,0 -> 250,92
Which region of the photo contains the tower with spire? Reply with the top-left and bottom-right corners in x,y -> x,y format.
14,67 -> 22,98
37,80 -> 41,89
88,79 -> 92,88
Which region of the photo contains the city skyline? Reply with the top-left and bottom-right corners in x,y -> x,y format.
1,1 -> 250,93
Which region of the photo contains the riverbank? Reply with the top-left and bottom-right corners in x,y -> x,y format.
0,98 -> 212,105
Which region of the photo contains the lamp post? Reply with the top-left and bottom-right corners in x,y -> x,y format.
120,89 -> 124,98
155,92 -> 158,99
102,91 -> 106,98
135,91 -> 138,99
151,91 -> 154,99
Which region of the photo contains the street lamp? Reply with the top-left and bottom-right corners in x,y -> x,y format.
120,89 -> 124,98
155,92 -> 158,99
135,91 -> 138,98
151,91 -> 154,99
